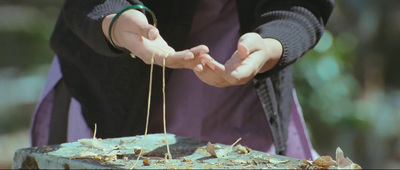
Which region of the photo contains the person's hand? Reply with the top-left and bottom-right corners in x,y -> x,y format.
102,9 -> 210,70
194,33 -> 283,87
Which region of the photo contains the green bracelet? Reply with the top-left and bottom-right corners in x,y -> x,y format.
108,5 -> 157,51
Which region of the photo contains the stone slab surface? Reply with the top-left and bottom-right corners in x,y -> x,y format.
13,133 -> 311,169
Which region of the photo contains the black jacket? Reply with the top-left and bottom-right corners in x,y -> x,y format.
50,0 -> 334,155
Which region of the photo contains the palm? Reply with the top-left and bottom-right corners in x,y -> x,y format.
193,33 -> 282,87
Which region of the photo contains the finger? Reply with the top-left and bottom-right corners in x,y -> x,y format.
193,64 -> 203,72
202,59 -> 231,86
188,53 -> 215,70
205,58 -> 225,71
237,44 -> 248,59
190,45 -> 209,56
172,52 -> 208,70
193,65 -> 230,87
229,67 -> 252,84
146,27 -> 159,40
225,55 -> 258,85
196,54 -> 224,71
167,49 -> 194,61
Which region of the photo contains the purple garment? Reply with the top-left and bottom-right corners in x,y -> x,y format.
30,57 -> 93,146
149,0 -> 318,159
30,57 -> 318,159
149,0 -> 273,152
31,0 -> 318,160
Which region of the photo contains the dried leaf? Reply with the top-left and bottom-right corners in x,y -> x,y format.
214,144 -> 222,149
143,158 -> 151,166
302,159 -> 312,166
246,146 -> 251,153
101,154 -> 117,161
206,142 -> 217,157
216,145 -> 233,158
269,158 -> 290,164
313,156 -> 335,168
181,156 -> 191,162
336,147 -> 352,168
134,148 -> 142,154
235,144 -> 250,154
350,163 -> 362,169
206,138 -> 242,158
336,147 -> 362,169
72,151 -> 97,159
232,159 -> 248,165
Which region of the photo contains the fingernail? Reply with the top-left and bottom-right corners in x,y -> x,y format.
184,52 -> 194,60
244,45 -> 249,55
201,59 -> 206,65
194,64 -> 203,72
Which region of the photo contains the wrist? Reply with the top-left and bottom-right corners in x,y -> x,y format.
102,14 -> 122,47
102,5 -> 157,52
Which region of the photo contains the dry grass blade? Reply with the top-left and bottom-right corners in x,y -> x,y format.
131,53 -> 155,169
162,54 -> 172,162
131,51 -> 172,169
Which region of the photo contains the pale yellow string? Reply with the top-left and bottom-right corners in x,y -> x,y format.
131,52 -> 155,169
131,51 -> 172,169
162,53 -> 172,162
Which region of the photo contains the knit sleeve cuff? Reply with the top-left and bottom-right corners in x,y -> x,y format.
62,0 -> 144,57
252,0 -> 333,78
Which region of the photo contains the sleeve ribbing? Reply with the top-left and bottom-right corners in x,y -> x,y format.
254,0 -> 334,78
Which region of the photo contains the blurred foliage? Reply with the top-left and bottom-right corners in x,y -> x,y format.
0,0 -> 62,70
294,0 -> 400,168
0,1 -> 63,134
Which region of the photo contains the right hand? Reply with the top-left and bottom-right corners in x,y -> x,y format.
102,9 -> 210,70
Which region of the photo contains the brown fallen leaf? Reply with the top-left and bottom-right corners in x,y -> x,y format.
313,156 -> 335,168
143,158 -> 151,166
206,138 -> 242,158
206,142 -> 217,157
235,144 -> 250,154
302,159 -> 312,166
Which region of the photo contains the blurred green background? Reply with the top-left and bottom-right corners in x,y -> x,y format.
1,0 -> 400,169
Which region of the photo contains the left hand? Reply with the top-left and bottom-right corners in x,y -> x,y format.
194,33 -> 283,87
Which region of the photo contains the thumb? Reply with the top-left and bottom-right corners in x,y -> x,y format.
237,43 -> 249,60
141,25 -> 159,40
237,33 -> 264,59
122,9 -> 159,40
